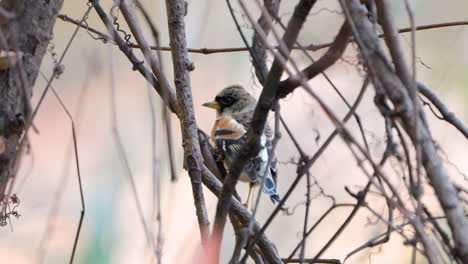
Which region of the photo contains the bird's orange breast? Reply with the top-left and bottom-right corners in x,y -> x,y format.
211,116 -> 246,142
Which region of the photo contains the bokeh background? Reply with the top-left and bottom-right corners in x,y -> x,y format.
0,0 -> 467,263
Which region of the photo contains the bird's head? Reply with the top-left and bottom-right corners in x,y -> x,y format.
202,85 -> 256,116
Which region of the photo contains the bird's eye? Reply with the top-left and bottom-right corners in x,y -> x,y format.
219,96 -> 234,106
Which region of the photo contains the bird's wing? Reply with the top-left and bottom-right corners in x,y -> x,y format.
212,113 -> 280,202
211,115 -> 257,181
264,123 -> 280,202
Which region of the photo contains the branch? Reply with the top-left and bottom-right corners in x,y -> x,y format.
345,214 -> 467,261
162,0 -> 211,244
311,184 -> 369,261
201,166 -> 282,264
57,13 -> 468,54
212,1 -> 317,260
252,77 -> 370,261
225,0 -> 268,85
276,22 -> 350,99
251,0 -> 281,84
118,0 -> 178,182
418,82 -> 468,140
89,0 -> 179,114
375,0 -> 413,89
91,0 -> 281,261
283,258 -> 341,264
340,0 -> 468,262
422,206 -> 458,258
286,204 -> 356,259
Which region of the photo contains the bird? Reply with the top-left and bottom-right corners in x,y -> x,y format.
202,85 -> 280,208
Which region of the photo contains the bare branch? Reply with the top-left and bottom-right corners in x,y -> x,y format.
132,0 -> 178,182
162,0 -> 211,244
108,48 -> 157,256
251,0 -> 281,84
57,13 -> 468,54
418,82 -> 468,139
375,0 -> 413,89
89,0 -> 179,114
212,1 -> 317,260
201,166 -> 282,263
276,22 -> 350,99
340,0 -> 468,262
48,87 -> 85,264
283,258 -> 341,264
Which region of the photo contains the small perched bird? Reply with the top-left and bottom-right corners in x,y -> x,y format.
202,85 -> 280,207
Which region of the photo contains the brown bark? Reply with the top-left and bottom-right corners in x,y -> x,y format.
164,0 -> 211,245
0,0 -> 64,198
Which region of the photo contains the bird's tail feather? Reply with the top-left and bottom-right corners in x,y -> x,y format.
263,177 -> 280,203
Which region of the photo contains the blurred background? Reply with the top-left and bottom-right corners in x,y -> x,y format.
0,0 -> 467,263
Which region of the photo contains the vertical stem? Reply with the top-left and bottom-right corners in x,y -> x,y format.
164,0 -> 211,245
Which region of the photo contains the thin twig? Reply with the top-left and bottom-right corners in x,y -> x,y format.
49,88 -> 85,264
225,0 -> 268,84
108,47 -> 156,256
35,72 -> 89,263
287,203 -> 356,259
300,170 -> 312,262
418,82 -> 468,139
422,206 -> 458,261
118,0 -> 179,184
57,13 -> 468,54
133,0 -> 178,184
311,182 -> 372,261
282,258 -> 341,264
265,13 -> 369,153
276,23 -> 350,99
89,0 -> 179,113
201,166 -> 283,263
238,102 -> 282,264
147,86 -> 163,263
138,2 -> 164,261
345,214 -> 464,261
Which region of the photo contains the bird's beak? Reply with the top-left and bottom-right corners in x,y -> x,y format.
202,101 -> 220,110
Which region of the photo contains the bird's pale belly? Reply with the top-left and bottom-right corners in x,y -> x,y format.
223,160 -> 260,185
240,172 -> 254,183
